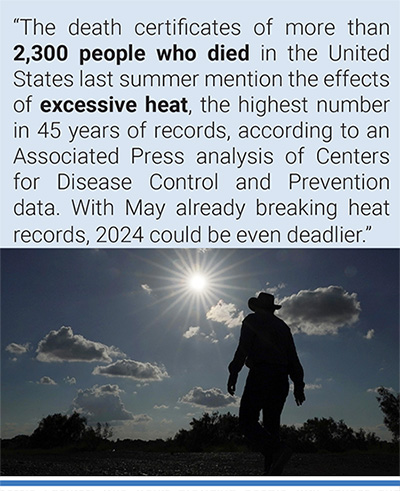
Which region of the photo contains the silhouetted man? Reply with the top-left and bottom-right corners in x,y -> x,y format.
227,292 -> 305,475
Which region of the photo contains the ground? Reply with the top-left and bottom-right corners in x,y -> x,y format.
1,451 -> 399,476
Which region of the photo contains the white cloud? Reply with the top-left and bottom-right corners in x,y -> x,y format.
64,376 -> 77,385
71,384 -> 135,422
154,404 -> 169,410
364,329 -> 375,340
224,333 -> 236,341
206,300 -> 244,328
141,284 -> 152,295
161,419 -> 173,424
183,326 -> 200,339
36,326 -> 125,363
367,386 -> 395,394
179,386 -> 239,408
206,335 -> 219,344
183,326 -> 218,343
131,414 -> 152,424
92,359 -> 169,382
279,286 -> 361,335
6,342 -> 30,355
304,383 -> 322,390
257,283 -> 286,296
38,376 -> 57,385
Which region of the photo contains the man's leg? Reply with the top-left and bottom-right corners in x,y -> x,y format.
262,390 -> 287,445
239,390 -> 271,453
262,378 -> 291,475
239,371 -> 276,471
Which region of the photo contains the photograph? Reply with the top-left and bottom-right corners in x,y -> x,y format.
1,248 -> 399,477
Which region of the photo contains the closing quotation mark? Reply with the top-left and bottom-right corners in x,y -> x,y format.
363,225 -> 373,242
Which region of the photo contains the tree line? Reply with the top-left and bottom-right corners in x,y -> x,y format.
2,386 -> 398,453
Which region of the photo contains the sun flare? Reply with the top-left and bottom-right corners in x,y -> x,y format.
132,249 -> 257,330
188,272 -> 208,293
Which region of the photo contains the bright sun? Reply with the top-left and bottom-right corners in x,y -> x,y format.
188,273 -> 208,293
135,249 -> 252,328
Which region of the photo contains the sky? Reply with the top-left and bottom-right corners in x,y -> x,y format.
1,248 -> 399,442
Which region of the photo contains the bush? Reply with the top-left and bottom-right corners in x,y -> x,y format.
173,412 -> 244,452
172,413 -> 383,454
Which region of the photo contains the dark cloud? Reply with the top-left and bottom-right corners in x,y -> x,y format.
71,384 -> 134,422
92,359 -> 169,381
279,286 -> 361,335
179,386 -> 239,408
38,376 -> 57,385
64,376 -> 76,385
36,326 -> 125,363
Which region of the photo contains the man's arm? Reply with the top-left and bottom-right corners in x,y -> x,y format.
227,373 -> 237,396
294,386 -> 306,406
287,331 -> 306,406
227,318 -> 254,395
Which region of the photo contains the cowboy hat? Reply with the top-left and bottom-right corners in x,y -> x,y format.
248,292 -> 281,312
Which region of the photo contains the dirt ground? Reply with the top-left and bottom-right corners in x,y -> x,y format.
1,451 -> 399,476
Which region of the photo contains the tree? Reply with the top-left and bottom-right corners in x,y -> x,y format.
94,421 -> 113,440
30,412 -> 87,448
376,387 -> 399,443
30,412 -> 113,449
299,417 -> 356,452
